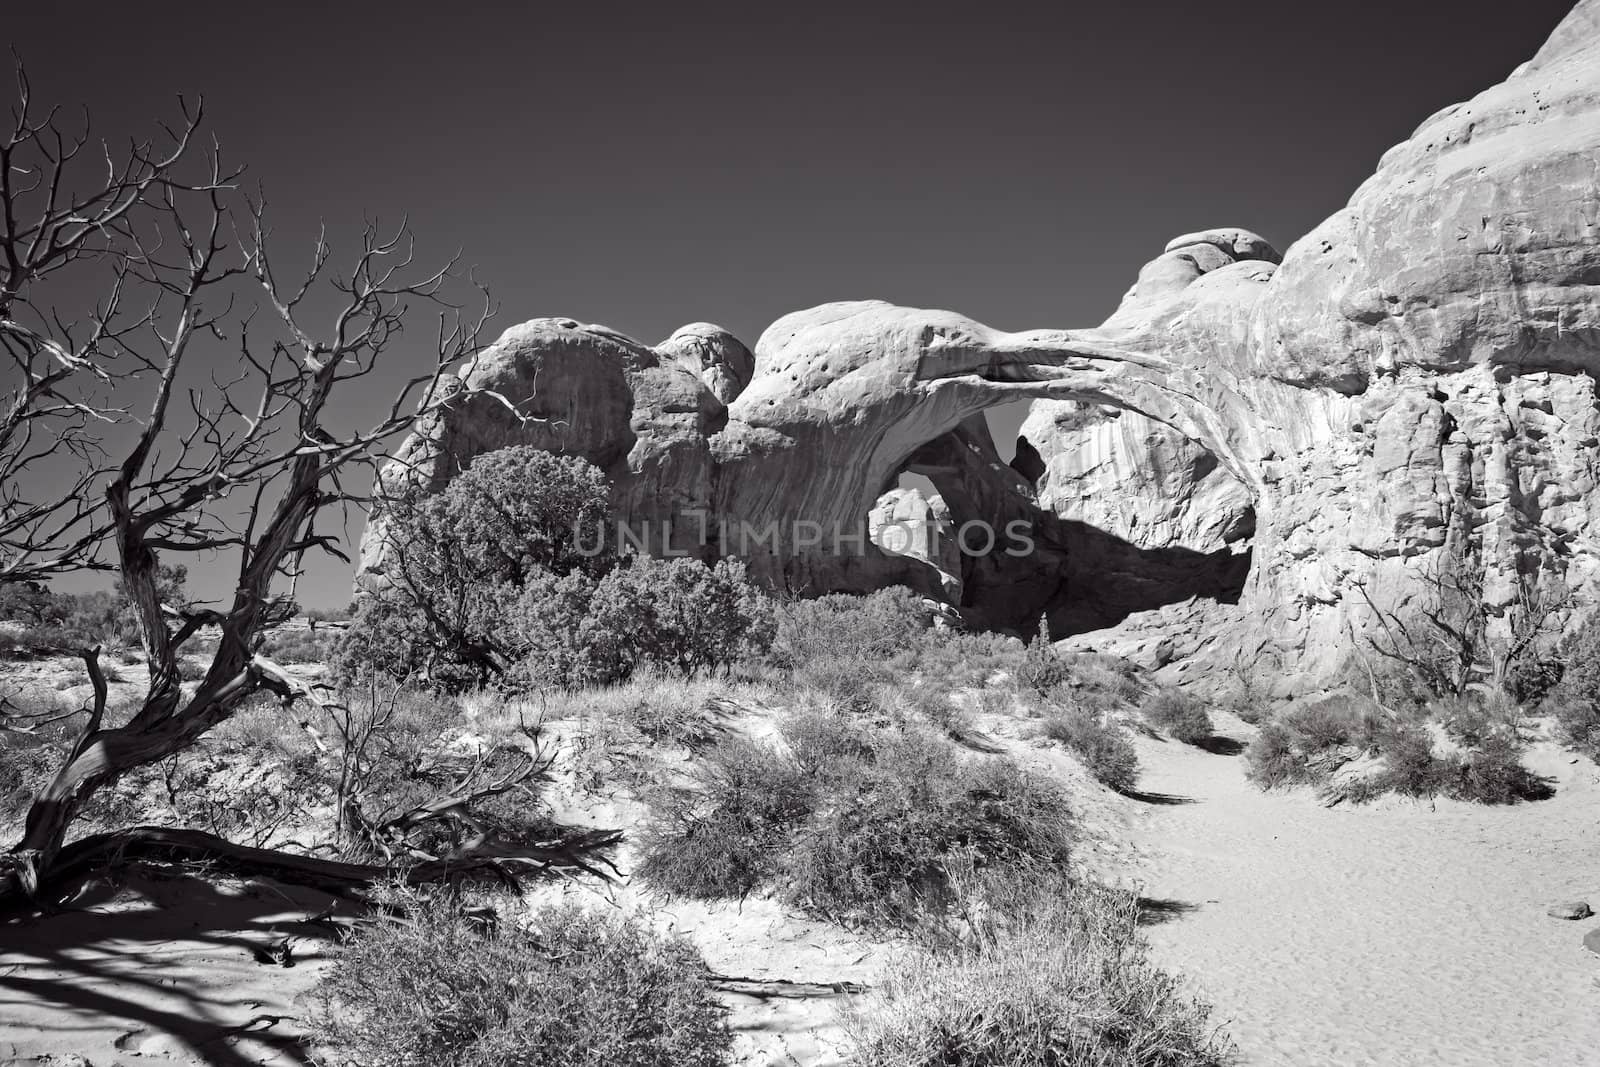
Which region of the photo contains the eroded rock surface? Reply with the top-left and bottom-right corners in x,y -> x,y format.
362,0 -> 1600,686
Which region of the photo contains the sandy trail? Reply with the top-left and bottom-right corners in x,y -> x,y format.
1125,718 -> 1600,1067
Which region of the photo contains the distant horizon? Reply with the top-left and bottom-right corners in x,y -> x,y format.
11,0 -> 1578,608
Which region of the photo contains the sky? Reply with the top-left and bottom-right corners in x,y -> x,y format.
6,0 -> 1581,607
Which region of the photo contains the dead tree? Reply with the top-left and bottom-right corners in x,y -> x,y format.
0,65 -> 614,905
1356,528 -> 1568,702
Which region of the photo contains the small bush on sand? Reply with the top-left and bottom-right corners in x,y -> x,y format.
637,738 -> 815,898
1014,618 -> 1072,695
1434,692 -> 1521,749
1449,733 -> 1553,804
1140,688 -> 1213,745
642,716 -> 1073,928
1550,694 -> 1600,759
1366,722 -> 1452,800
1248,692 -> 1550,805
1245,694 -> 1379,790
1243,722 -> 1302,790
841,871 -> 1232,1067
784,731 -> 1073,925
1040,705 -> 1139,793
312,895 -> 732,1067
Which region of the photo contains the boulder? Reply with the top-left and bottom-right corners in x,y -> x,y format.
655,322 -> 755,405
1548,901 -> 1593,920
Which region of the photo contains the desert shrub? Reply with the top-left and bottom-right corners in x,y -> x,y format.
887,682 -> 977,743
1368,722 -> 1452,799
782,706 -> 879,772
789,653 -> 898,709
1449,734 -> 1552,804
509,558 -> 776,689
1243,722 -> 1301,789
586,557 -> 775,678
312,896 -> 732,1067
1040,705 -> 1139,793
1278,694 -> 1379,751
339,449 -> 615,689
304,603 -> 355,625
1550,696 -> 1600,759
922,630 -> 1025,687
769,587 -> 932,667
1545,614 -> 1600,757
638,737 -> 815,898
1014,618 -> 1072,695
262,626 -> 338,664
1245,694 -> 1380,790
0,566 -> 190,650
642,717 -> 1073,927
0,690 -> 79,823
784,731 -> 1073,925
1433,692 -> 1520,748
1140,688 -> 1213,745
841,872 -> 1232,1067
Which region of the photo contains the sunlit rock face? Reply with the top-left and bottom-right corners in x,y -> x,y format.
362,0 -> 1600,686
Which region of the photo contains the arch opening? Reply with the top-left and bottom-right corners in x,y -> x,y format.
867,399 -> 1254,638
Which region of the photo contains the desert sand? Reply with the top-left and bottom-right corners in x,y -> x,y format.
1125,716 -> 1600,1067
3,701 -> 1597,1066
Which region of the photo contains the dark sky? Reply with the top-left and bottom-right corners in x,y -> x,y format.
7,0 -> 1580,606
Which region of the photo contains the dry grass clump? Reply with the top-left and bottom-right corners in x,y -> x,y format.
841,871 -> 1232,1067
1039,704 -> 1140,793
312,894 -> 732,1067
1140,687 -> 1214,745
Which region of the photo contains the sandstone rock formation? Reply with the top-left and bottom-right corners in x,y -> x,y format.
867,486 -> 961,602
363,0 -> 1600,688
1015,403 -> 1255,555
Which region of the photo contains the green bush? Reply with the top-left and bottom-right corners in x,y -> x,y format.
1367,722 -> 1451,799
312,896 -> 732,1067
1140,688 -> 1214,745
1040,705 -> 1139,793
841,872 -> 1232,1067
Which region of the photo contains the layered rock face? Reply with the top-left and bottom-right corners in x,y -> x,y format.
362,0 -> 1600,685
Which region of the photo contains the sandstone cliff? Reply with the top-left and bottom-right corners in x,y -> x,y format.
362,0 -> 1600,687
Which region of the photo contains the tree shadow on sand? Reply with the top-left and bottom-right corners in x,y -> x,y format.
0,870 -> 355,1067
